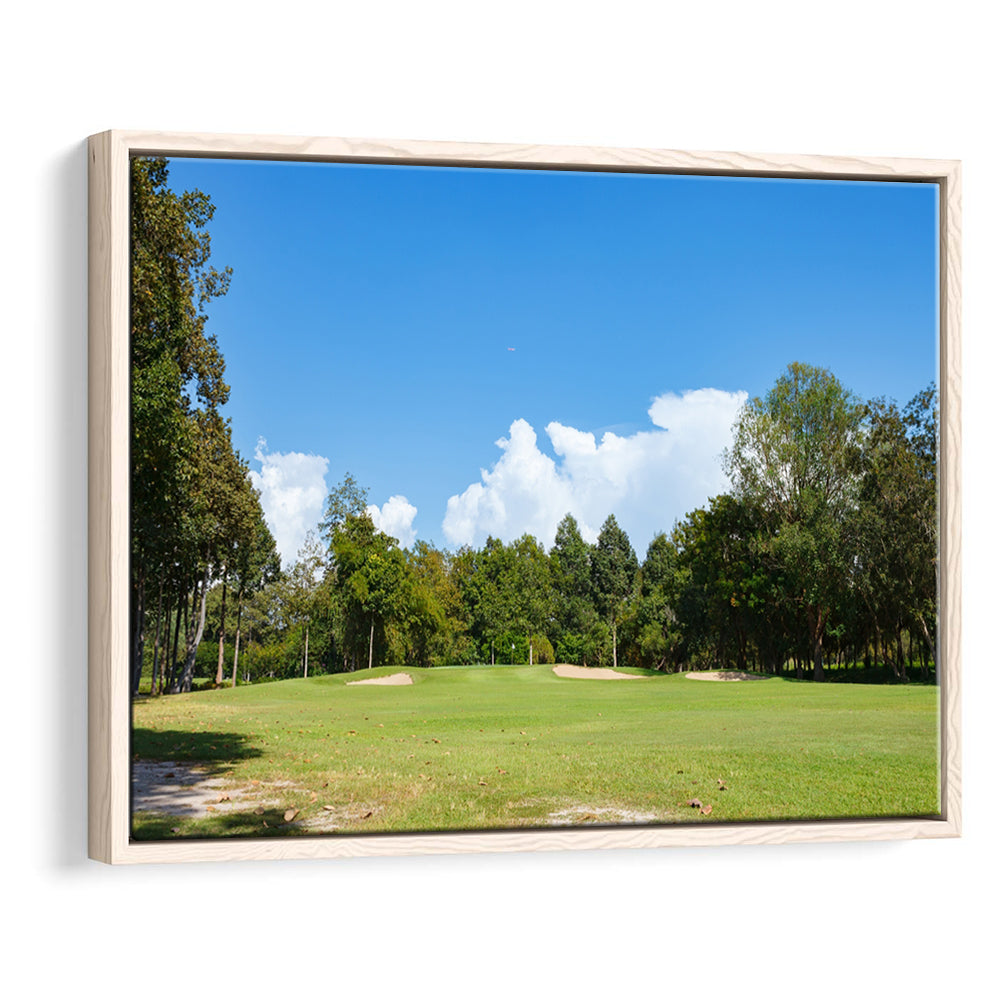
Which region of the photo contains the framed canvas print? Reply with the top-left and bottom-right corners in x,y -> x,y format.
88,131 -> 961,863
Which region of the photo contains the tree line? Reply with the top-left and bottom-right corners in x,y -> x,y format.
131,161 -> 937,693
130,158 -> 280,695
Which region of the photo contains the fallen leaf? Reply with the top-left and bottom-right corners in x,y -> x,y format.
432,738 -> 441,743
717,779 -> 728,791
253,807 -> 265,816
519,731 -> 526,735
205,805 -> 216,813
700,804 -> 713,816
310,792 -> 318,802
687,799 -> 702,808
262,819 -> 269,828
478,779 -> 487,786
283,808 -> 298,823
170,827 -> 180,834
216,793 -> 230,802
361,810 -> 373,819
322,805 -> 337,812
249,779 -> 260,786
497,768 -> 507,774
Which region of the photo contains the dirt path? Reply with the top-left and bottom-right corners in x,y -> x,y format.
552,664 -> 643,680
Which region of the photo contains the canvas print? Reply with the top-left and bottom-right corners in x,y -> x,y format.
128,155 -> 941,840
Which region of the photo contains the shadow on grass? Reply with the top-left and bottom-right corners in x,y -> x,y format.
131,807 -> 314,841
132,727 -> 263,765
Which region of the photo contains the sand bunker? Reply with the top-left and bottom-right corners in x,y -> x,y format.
346,672 -> 413,686
685,670 -> 766,681
552,664 -> 642,680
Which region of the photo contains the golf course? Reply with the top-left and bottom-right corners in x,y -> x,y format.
131,663 -> 940,839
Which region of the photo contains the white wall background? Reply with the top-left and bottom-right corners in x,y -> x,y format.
2,2 -> 995,995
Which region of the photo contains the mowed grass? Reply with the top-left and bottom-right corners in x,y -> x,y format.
131,664 -> 940,840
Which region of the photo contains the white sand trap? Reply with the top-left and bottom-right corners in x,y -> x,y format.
685,670 -> 766,681
552,664 -> 642,680
347,672 -> 413,686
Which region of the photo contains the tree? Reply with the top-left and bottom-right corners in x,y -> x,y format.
550,514 -> 599,661
130,156 -> 234,693
329,513 -> 411,670
590,515 -> 638,668
628,532 -> 685,671
855,387 -> 937,679
724,362 -> 864,680
319,473 -> 369,547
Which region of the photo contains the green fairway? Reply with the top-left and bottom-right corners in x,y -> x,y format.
131,665 -> 940,840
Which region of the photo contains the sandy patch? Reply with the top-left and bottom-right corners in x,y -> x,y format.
552,664 -> 642,680
132,761 -> 310,820
548,805 -> 658,825
685,670 -> 767,681
131,761 -> 241,818
346,672 -> 413,686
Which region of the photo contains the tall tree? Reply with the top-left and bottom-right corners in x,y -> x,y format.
724,362 -> 864,680
130,156 -> 232,693
550,514 -> 598,661
591,515 -> 638,668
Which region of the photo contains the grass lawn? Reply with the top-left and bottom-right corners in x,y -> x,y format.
131,664 -> 940,840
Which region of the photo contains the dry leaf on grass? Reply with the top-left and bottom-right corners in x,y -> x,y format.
700,805 -> 713,816
253,807 -> 265,816
687,799 -> 702,808
283,808 -> 298,823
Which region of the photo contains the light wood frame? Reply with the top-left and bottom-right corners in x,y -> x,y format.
89,130 -> 962,864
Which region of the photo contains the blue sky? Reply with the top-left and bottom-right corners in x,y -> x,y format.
164,157 -> 939,565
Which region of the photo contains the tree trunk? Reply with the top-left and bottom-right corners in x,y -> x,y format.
813,634 -> 824,682
215,571 -> 228,686
304,626 -> 309,678
150,573 -> 165,697
131,570 -> 146,695
612,621 -> 618,669
806,606 -> 825,682
231,627 -> 241,687
166,595 -> 183,693
174,567 -> 211,693
231,588 -> 244,687
368,619 -> 374,672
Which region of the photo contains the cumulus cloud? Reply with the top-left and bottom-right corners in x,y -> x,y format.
249,438 -> 329,567
442,388 -> 747,555
367,495 -> 418,549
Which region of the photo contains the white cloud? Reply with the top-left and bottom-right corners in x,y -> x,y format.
442,388 -> 748,555
367,495 -> 418,549
249,438 -> 329,568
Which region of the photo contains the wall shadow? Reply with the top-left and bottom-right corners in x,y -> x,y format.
51,140 -> 89,869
